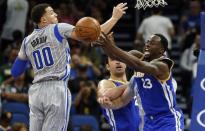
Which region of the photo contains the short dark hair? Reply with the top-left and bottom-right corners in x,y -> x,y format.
154,34 -> 168,52
31,3 -> 50,24
105,56 -> 109,64
105,57 -> 116,65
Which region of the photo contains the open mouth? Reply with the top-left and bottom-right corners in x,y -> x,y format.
116,66 -> 123,69
144,48 -> 150,54
144,48 -> 149,51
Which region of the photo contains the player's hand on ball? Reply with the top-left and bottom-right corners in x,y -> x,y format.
107,32 -> 115,43
96,32 -> 116,47
112,3 -> 128,20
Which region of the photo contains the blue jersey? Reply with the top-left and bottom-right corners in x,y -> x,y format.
102,80 -> 140,131
130,58 -> 184,131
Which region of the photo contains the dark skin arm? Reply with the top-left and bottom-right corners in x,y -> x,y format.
99,33 -> 170,80
128,50 -> 144,60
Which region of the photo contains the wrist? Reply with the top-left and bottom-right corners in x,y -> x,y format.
111,17 -> 119,22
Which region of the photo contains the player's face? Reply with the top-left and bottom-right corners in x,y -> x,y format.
107,58 -> 126,76
71,54 -> 81,65
42,6 -> 58,24
143,35 -> 163,59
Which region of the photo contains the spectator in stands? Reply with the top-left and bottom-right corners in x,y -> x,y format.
79,125 -> 92,131
57,2 -> 78,25
180,32 -> 200,117
0,0 -> 7,35
179,0 -> 201,51
11,123 -> 27,131
0,0 -> 28,51
4,30 -> 23,55
133,39 -> 144,52
192,34 -> 200,79
81,43 -> 103,68
0,48 -> 18,84
1,74 -> 29,103
69,63 -> 90,94
70,54 -> 101,81
2,30 -> 23,67
74,81 -> 100,120
70,43 -> 81,56
180,0 -> 201,34
90,7 -> 103,24
0,111 -> 12,131
180,25 -> 200,51
137,7 -> 175,51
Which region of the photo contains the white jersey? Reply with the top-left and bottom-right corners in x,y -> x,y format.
1,0 -> 28,40
138,15 -> 174,49
18,23 -> 74,83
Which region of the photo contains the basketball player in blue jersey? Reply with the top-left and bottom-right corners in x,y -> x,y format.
10,3 -> 128,131
98,56 -> 140,131
98,33 -> 184,131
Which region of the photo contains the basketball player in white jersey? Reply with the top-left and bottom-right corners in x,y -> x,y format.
11,3 -> 128,131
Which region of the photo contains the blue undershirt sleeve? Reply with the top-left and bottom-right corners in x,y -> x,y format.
11,58 -> 28,78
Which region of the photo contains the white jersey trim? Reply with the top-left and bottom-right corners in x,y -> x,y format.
105,109 -> 116,131
162,83 -> 182,131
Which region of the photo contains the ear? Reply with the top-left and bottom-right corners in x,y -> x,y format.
106,64 -> 110,71
159,47 -> 165,55
41,16 -> 47,23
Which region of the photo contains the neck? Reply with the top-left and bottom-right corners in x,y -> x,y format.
149,54 -> 163,61
109,74 -> 127,82
38,23 -> 48,29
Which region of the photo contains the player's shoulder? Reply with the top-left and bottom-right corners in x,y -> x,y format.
43,24 -> 60,30
23,33 -> 34,44
153,56 -> 174,70
151,56 -> 172,62
54,23 -> 74,28
98,79 -> 115,88
43,24 -> 56,30
98,79 -> 112,85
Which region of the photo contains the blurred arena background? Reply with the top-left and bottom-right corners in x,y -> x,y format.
0,0 -> 205,131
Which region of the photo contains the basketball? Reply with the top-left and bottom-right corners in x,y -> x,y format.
75,17 -> 101,42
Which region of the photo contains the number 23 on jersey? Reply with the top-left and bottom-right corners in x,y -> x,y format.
142,78 -> 152,89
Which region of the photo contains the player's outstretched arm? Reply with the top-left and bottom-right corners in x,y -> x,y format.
128,50 -> 144,60
100,3 -> 128,34
99,33 -> 170,80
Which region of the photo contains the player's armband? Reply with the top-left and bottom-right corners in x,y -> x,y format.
11,58 -> 28,78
